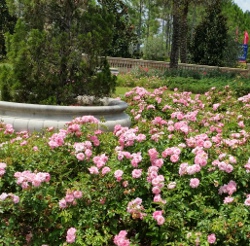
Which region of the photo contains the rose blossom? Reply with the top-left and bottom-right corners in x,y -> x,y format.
9,194 -> 20,203
152,158 -> 164,168
190,178 -> 200,188
152,210 -> 165,225
76,152 -> 85,161
66,227 -> 77,244
73,191 -> 83,199
59,198 -> 67,209
152,186 -> 161,194
132,169 -> 142,178
244,197 -> 250,206
122,181 -> 129,187
0,192 -> 8,200
223,196 -> 234,204
203,140 -> 212,149
114,230 -> 130,246
65,193 -> 75,203
207,233 -> 216,244
114,170 -> 124,182
88,166 -> 99,174
187,164 -> 201,175
179,163 -> 188,176
33,146 -> 39,151
153,194 -> 166,204
102,166 -> 111,175
170,154 -> 179,163
167,181 -> 176,189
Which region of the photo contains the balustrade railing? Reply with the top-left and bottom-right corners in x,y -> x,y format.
107,56 -> 249,76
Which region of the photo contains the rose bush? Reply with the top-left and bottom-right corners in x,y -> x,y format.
1,85 -> 250,245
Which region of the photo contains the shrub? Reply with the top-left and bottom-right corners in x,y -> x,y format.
117,70 -> 250,97
0,63 -> 13,101
142,35 -> 168,61
189,1 -> 228,66
1,85 -> 250,245
4,0 -> 117,105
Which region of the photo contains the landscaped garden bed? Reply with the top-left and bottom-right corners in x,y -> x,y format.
116,66 -> 250,96
1,84 -> 250,245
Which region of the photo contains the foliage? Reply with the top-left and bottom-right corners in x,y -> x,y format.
0,62 -> 13,100
142,35 -> 167,61
116,68 -> 250,97
0,0 -> 16,58
4,0 -> 117,105
2,84 -> 250,245
98,0 -> 138,58
221,34 -> 241,67
222,1 -> 250,38
189,1 -> 228,66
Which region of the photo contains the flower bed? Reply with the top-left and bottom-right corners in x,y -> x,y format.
1,85 -> 250,245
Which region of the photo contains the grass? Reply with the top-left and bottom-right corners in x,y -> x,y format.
113,87 -> 132,97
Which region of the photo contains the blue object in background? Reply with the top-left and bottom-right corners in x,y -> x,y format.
238,44 -> 248,61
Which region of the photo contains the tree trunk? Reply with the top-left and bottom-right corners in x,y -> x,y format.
170,0 -> 181,68
137,0 -> 143,53
165,12 -> 172,56
179,1 -> 189,63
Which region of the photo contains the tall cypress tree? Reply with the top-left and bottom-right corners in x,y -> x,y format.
98,0 -> 137,58
0,0 -> 16,58
190,0 -> 228,66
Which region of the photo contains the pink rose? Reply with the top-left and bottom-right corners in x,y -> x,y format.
213,103 -> 220,111
244,197 -> 250,206
65,193 -> 75,203
153,210 -> 165,225
207,233 -> 216,244
0,162 -> 7,169
88,166 -> 99,174
122,181 -> 129,187
203,140 -> 212,149
76,152 -> 85,161
152,210 -> 163,219
59,198 -> 67,209
66,227 -> 77,244
114,230 -> 130,246
102,166 -> 111,175
223,196 -> 234,204
156,215 -> 165,225
73,191 -> 83,199
132,169 -> 142,178
10,194 -> 20,203
152,186 -> 161,194
114,170 -> 123,182
33,146 -> 39,151
190,178 -> 200,188
167,181 -> 176,189
0,192 -> 8,200
152,158 -> 164,168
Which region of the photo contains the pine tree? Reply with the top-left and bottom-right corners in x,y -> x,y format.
5,0 -> 116,105
0,0 -> 16,58
98,0 -> 137,58
190,0 -> 228,66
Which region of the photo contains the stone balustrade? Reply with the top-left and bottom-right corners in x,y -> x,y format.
106,56 -> 249,76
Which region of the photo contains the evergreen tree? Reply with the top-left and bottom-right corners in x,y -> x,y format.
0,0 -> 16,58
189,0 -> 228,66
98,0 -> 137,58
170,0 -> 207,68
5,0 -> 116,105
